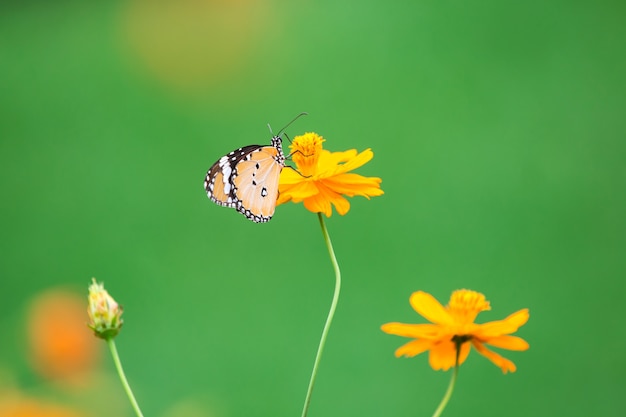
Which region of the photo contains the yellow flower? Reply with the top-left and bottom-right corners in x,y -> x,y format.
278,132 -> 383,216
381,290 -> 529,373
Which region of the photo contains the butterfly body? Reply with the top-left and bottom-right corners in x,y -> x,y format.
204,135 -> 285,223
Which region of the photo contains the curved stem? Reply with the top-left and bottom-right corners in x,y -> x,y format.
431,343 -> 461,417
300,213 -> 342,417
107,338 -> 145,417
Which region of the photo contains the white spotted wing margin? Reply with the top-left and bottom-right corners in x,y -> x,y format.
203,136 -> 286,223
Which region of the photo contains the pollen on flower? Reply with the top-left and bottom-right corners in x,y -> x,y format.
290,132 -> 325,177
448,289 -> 491,324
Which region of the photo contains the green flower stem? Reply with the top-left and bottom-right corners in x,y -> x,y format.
431,364 -> 458,417
107,338 -> 145,417
300,213 -> 342,417
431,344 -> 462,417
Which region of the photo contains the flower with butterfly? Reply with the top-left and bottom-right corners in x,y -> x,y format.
203,114 -> 383,222
203,114 -> 383,417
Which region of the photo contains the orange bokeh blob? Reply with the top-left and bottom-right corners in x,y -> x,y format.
26,289 -> 100,385
0,394 -> 85,417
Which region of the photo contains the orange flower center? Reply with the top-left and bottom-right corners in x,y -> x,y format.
289,132 -> 325,177
447,289 -> 491,325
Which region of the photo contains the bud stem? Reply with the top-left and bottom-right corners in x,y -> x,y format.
107,338 -> 145,417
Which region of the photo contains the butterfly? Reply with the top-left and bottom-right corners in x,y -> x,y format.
203,113 -> 307,223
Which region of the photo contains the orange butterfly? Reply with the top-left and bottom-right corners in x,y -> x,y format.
203,113 -> 306,222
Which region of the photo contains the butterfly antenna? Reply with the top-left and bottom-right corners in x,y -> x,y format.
275,112 -> 308,137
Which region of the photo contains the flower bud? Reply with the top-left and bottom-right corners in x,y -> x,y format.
87,278 -> 123,340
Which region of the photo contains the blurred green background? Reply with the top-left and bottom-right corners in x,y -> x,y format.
1,0 -> 625,416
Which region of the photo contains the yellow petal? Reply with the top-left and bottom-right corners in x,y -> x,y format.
315,148 -> 374,178
394,339 -> 432,357
428,339 -> 471,371
471,340 -> 517,373
322,173 -> 383,197
332,194 -> 351,215
318,149 -> 358,168
484,335 -> 529,351
475,308 -> 529,338
303,192 -> 333,217
309,182 -> 351,216
278,181 -> 319,202
331,148 -> 375,175
276,192 -> 292,205
409,291 -> 455,326
381,322 -> 440,339
279,167 -> 305,185
327,192 -> 351,216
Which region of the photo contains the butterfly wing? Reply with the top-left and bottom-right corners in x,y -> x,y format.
232,146 -> 284,222
204,144 -> 262,208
